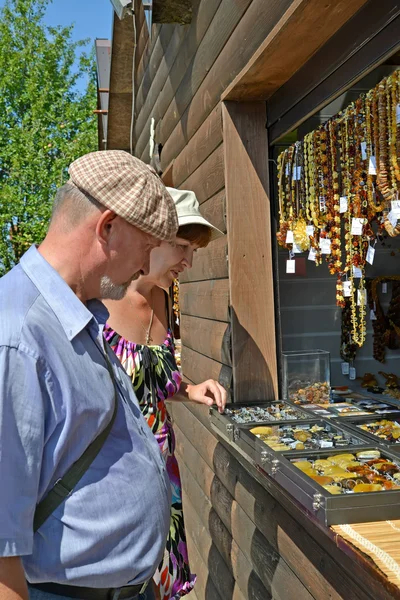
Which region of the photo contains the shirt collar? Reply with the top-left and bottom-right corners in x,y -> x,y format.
20,245 -> 109,341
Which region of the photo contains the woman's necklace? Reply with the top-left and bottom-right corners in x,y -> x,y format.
144,308 -> 155,345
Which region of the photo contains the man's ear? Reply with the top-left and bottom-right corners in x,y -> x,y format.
96,210 -> 117,248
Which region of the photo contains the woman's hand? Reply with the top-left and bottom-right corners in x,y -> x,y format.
185,380 -> 227,413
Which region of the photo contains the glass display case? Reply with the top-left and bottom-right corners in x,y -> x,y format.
282,349 -> 331,404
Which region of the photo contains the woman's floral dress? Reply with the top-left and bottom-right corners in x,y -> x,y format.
104,320 -> 196,600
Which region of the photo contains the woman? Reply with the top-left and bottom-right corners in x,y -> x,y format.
103,188 -> 227,600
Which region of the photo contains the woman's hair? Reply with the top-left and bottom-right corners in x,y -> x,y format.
177,223 -> 212,248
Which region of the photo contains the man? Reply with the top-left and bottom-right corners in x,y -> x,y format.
0,151 -> 179,600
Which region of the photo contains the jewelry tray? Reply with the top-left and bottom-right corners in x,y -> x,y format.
339,415 -> 400,453
236,419 -> 370,468
274,446 -> 400,526
210,402 -> 400,525
209,400 -> 314,443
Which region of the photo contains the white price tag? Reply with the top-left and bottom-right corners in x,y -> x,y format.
285,164 -> 290,176
368,156 -> 377,175
341,362 -> 350,375
320,238 -> 331,254
319,196 -> 326,213
351,217 -> 364,235
306,225 -> 314,237
382,282 -> 388,294
397,104 -> 400,125
320,440 -> 334,448
391,200 -> 400,217
343,281 -> 352,297
388,211 -> 398,228
296,166 -> 302,180
293,242 -> 303,254
366,245 -> 375,265
370,310 -> 377,321
286,260 -> 296,274
339,196 -> 348,213
353,266 -> 363,279
286,230 -> 294,244
360,141 -> 367,160
357,289 -> 367,306
308,247 -> 317,262
349,367 -> 357,381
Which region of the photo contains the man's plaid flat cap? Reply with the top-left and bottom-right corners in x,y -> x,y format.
68,150 -> 178,242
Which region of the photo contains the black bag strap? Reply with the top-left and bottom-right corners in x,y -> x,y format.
33,338 -> 118,532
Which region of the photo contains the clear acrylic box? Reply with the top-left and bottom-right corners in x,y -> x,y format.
282,350 -> 331,404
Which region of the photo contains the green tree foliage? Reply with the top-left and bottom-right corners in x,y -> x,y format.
0,0 -> 97,274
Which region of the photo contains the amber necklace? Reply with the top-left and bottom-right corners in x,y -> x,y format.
293,141 -> 310,251
276,148 -> 292,248
377,79 -> 393,205
388,72 -> 400,187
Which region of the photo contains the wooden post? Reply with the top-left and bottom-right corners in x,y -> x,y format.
222,101 -> 278,401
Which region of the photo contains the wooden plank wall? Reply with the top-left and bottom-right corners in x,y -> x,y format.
132,0 -> 294,398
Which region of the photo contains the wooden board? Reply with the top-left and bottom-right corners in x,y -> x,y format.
134,24 -> 188,137
161,160 -> 174,186
157,0 -> 253,148
180,279 -> 229,322
107,14 -> 135,151
185,531 -> 224,600
180,315 -> 231,365
222,0 -> 367,101
179,143 -> 224,204
159,0 -> 293,168
181,346 -> 232,391
171,403 -> 218,471
222,102 -> 278,401
170,104 -> 222,187
134,2 -> 149,70
177,437 -> 264,600
181,461 -> 267,600
135,24 -> 176,116
133,0 -> 221,158
200,189 -> 226,234
268,10 -> 400,143
179,235 -> 228,284
136,23 -> 161,90
266,0 -> 400,128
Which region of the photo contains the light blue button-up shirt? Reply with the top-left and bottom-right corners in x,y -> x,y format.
0,246 -> 171,587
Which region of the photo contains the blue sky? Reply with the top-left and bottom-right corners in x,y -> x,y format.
44,0 -> 113,47
0,0 -> 113,54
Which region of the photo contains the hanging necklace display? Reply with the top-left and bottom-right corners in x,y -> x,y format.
276,68 -> 400,353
